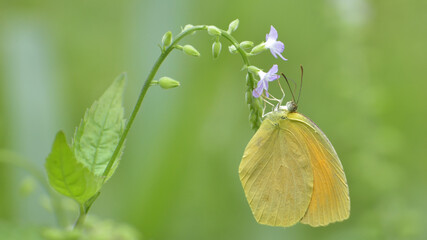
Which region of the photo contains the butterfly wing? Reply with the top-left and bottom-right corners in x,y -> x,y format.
239,112 -> 313,227
287,112 -> 350,227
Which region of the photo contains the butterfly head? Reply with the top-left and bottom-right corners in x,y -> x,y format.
285,101 -> 298,112
278,101 -> 298,113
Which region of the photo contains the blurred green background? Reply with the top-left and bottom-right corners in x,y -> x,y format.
1,0 -> 426,239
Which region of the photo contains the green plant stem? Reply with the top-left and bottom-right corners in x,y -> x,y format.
74,204 -> 86,229
219,30 -> 251,66
102,25 -> 206,179
102,26 -> 255,179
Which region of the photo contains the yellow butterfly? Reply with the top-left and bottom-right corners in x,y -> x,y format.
239,70 -> 350,227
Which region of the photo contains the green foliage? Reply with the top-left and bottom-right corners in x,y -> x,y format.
82,216 -> 141,240
42,216 -> 140,240
45,74 -> 127,205
45,131 -> 102,204
73,73 -> 126,180
0,220 -> 43,240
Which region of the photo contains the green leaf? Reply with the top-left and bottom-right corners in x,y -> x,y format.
73,73 -> 126,180
45,131 -> 102,204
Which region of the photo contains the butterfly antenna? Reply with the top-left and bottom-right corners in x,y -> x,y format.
281,73 -> 296,103
296,65 -> 304,104
289,77 -> 298,93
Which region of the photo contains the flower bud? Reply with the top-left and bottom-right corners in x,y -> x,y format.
254,97 -> 263,110
228,19 -> 239,33
250,43 -> 266,55
159,77 -> 180,89
245,92 -> 253,104
183,24 -> 196,35
212,41 -> 222,59
182,45 -> 200,57
162,31 -> 173,48
207,25 -> 221,36
247,65 -> 261,75
249,111 -> 258,123
228,45 -> 237,54
183,24 -> 194,31
239,41 -> 254,49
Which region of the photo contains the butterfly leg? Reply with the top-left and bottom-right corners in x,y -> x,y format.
277,79 -> 286,104
262,98 -> 274,117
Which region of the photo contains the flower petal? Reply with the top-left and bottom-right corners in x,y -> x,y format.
269,48 -> 278,58
265,65 -> 279,82
252,79 -> 264,98
262,79 -> 269,90
253,85 -> 263,98
277,53 -> 288,61
262,80 -> 270,97
272,41 -> 285,53
267,75 -> 279,82
268,64 -> 278,74
252,65 -> 281,98
252,89 -> 260,98
266,26 -> 278,41
264,80 -> 270,97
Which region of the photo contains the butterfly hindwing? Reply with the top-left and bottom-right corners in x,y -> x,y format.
287,112 -> 350,226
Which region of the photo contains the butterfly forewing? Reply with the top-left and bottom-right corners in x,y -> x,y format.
239,112 -> 313,227
287,112 -> 350,226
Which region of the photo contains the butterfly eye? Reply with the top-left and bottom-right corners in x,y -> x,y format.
281,116 -> 287,119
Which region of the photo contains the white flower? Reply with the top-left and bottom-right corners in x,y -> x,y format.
264,26 -> 287,61
252,65 -> 280,98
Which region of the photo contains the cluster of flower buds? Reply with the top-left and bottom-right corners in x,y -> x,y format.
157,20 -> 288,129
207,25 -> 223,59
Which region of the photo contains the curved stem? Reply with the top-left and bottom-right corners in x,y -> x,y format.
102,25 -> 207,179
219,30 -> 257,92
102,26 -> 256,179
219,30 -> 251,66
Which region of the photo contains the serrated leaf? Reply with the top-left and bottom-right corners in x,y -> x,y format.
45,131 -> 102,204
73,73 -> 126,180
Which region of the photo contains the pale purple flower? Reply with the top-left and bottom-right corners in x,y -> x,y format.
265,26 -> 287,61
252,64 -> 280,98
